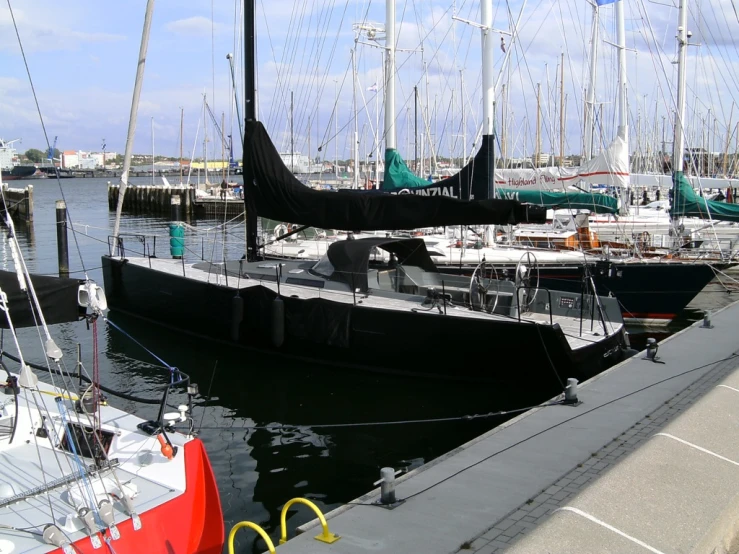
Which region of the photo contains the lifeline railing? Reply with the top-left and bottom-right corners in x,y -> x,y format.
228,496 -> 340,554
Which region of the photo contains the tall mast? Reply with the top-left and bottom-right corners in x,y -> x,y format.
112,0 -> 155,244
584,3 -> 599,161
673,0 -> 688,176
151,116 -> 155,185
180,107 -> 184,184
414,85 -> 419,174
351,48 -> 359,189
536,83 -> 541,167
203,95 -> 208,186
244,0 -> 258,262
290,90 -> 294,172
559,52 -> 565,166
334,79 -> 338,177
462,70 -> 467,166
501,83 -> 507,168
385,0 -> 396,151
481,0 -> 495,198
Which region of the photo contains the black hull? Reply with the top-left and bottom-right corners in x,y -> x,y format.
437,260 -> 718,322
102,256 -> 626,387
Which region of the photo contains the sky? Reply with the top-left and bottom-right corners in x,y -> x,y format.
1,0 -> 738,163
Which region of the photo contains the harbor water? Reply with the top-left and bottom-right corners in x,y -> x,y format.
5,177 -> 735,553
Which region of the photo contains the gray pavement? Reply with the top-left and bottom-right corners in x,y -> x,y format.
273,301 -> 739,554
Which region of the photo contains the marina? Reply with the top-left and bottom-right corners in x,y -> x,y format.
3,0 -> 739,550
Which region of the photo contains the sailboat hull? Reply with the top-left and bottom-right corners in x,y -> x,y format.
434,260 -> 719,324
102,255 -> 627,388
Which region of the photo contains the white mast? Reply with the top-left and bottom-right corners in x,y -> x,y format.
385,0 -> 396,151
112,0 -> 155,243
203,94 -> 208,187
615,0 -> 630,214
352,48 -> 359,189
673,0 -> 688,176
583,3 -> 599,161
151,116 -> 155,186
481,0 -> 494,137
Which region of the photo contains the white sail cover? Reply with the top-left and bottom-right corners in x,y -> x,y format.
495,132 -> 630,191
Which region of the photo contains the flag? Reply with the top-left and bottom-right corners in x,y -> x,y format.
500,37 -> 506,53
596,0 -> 618,5
367,83 -> 378,93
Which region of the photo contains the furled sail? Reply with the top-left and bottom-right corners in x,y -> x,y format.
671,171 -> 739,222
244,121 -> 545,229
495,189 -> 618,214
0,271 -> 85,328
381,135 -> 495,201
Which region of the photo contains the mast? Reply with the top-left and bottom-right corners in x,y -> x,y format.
559,52 -> 565,167
151,116 -> 155,186
481,0 -> 495,198
112,0 -> 155,245
535,83 -> 541,168
462,71 -> 468,166
385,0 -> 396,151
179,107 -> 184,184
334,79 -> 339,178
615,0 -> 629,214
290,90 -> 294,172
501,83 -> 507,168
203,95 -> 208,186
414,85 -> 419,174
308,116 -> 311,174
583,3 -> 599,161
671,0 -> 689,228
351,48 -> 359,189
244,0 -> 258,262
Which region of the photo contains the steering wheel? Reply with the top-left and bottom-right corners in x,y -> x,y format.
468,260 -> 500,313
515,251 -> 540,312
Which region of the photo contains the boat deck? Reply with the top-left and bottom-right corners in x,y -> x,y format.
119,257 -> 621,352
0,374 -> 189,552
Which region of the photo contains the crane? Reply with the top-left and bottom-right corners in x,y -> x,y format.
47,136 -> 58,163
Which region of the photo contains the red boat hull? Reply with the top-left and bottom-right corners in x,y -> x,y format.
53,439 -> 224,554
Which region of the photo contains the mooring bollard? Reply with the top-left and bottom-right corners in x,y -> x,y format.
380,467 -> 397,505
702,310 -> 713,329
563,378 -> 579,404
645,338 -> 658,360
55,200 -> 69,277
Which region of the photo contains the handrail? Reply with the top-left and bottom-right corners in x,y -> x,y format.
228,521 -> 276,554
515,286 -> 553,326
279,497 -> 340,545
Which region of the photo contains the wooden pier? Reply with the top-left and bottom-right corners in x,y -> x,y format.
1,183 -> 33,222
107,184 -> 244,219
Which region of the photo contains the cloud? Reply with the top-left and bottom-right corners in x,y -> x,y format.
0,7 -> 125,53
165,16 -> 227,37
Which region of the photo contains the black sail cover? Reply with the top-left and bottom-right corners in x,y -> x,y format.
0,270 -> 85,329
243,121 -> 545,230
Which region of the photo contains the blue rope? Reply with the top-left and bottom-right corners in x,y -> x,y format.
103,317 -> 180,383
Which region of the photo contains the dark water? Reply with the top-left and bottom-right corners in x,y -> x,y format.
5,177 -> 736,553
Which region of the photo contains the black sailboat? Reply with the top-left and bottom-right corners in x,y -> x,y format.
102,1 -> 631,385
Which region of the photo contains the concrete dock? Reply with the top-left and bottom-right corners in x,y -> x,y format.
273,300 -> 739,553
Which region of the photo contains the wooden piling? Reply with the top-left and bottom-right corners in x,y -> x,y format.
55,200 -> 69,278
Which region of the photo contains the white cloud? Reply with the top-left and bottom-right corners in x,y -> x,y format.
165,16 -> 227,37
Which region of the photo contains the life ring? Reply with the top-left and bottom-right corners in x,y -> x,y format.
273,223 -> 288,238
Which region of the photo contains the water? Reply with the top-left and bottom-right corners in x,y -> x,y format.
6,177 -> 737,553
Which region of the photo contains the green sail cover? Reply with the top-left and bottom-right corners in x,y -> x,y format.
671,171 -> 739,222
383,148 -> 433,190
495,189 -> 618,214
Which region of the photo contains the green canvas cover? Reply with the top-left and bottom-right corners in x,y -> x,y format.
495,189 -> 619,214
671,171 -> 739,222
382,148 -> 433,190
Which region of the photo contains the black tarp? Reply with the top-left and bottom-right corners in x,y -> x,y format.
326,237 -> 437,292
0,270 -> 84,328
243,121 -> 545,230
381,134 -> 495,201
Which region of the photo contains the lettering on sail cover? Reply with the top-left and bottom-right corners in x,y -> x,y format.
390,186 -> 458,198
